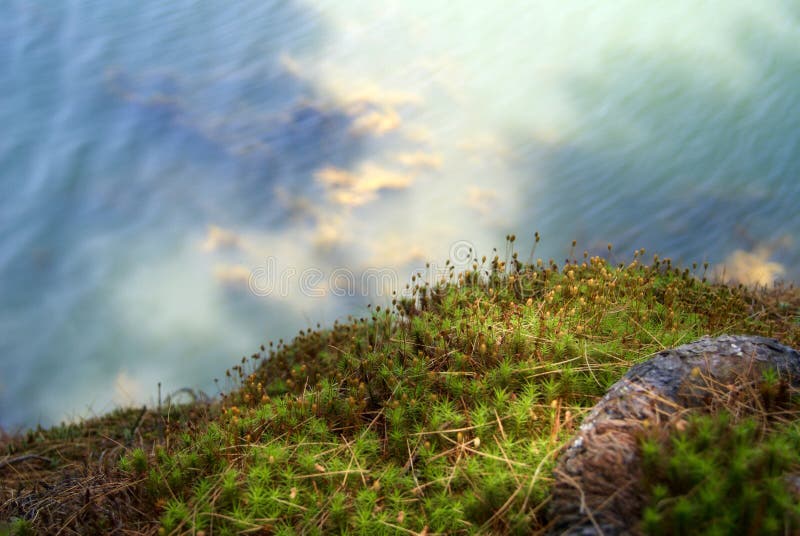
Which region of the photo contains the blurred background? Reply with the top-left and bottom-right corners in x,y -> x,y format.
1,0 -> 799,429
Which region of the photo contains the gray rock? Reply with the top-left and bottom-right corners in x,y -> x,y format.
548,335 -> 800,535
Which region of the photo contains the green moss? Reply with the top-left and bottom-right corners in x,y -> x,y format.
2,519 -> 35,536
3,238 -> 800,534
158,242 -> 793,534
641,413 -> 800,535
160,499 -> 190,533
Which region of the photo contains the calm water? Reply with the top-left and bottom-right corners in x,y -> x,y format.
2,0 -> 799,430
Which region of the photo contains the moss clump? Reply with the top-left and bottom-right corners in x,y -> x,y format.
2,237 -> 799,534
640,409 -> 800,534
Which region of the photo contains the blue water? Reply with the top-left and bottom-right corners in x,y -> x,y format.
2,0 -> 799,430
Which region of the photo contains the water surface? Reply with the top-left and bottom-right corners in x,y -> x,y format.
2,0 -> 799,429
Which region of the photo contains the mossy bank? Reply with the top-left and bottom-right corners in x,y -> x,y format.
2,239 -> 800,535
